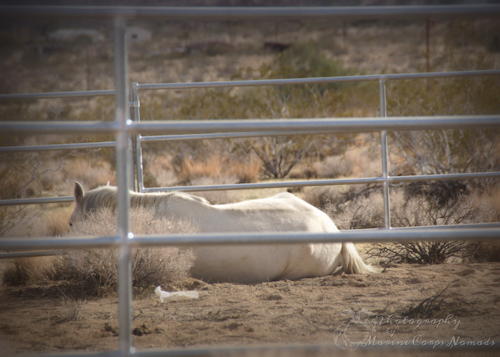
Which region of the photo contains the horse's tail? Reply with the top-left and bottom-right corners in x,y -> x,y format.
341,242 -> 382,274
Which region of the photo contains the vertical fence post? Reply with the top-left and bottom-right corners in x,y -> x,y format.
129,137 -> 135,191
132,82 -> 144,192
379,78 -> 391,229
113,15 -> 132,356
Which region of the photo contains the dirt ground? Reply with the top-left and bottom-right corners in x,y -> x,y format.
1,262 -> 499,356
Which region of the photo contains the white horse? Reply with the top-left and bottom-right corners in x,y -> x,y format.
70,182 -> 381,283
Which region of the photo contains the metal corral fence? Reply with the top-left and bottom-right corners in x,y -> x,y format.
1,4 -> 500,357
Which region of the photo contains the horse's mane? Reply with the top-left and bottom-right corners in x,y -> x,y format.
81,185 -> 210,214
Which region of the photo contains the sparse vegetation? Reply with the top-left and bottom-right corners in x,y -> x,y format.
402,286 -> 476,319
320,188 -> 499,264
1,14 -> 500,353
63,207 -> 196,297
1,15 -> 499,294
2,207 -> 197,296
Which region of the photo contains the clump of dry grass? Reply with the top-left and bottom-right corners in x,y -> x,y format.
313,145 -> 381,179
1,206 -> 73,286
176,154 -> 260,186
143,153 -> 177,188
2,206 -> 73,238
61,158 -> 115,192
303,186 -> 347,212
2,256 -> 59,286
2,206 -> 197,296
61,207 -> 197,297
226,154 -> 261,184
189,176 -> 239,204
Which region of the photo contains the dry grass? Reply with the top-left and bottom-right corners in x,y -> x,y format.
179,155 -> 223,182
1,205 -> 73,286
61,207 -> 197,297
303,186 -> 348,212
321,187 -> 500,264
2,256 -> 59,286
62,158 -> 116,191
226,154 -> 261,184
402,286 -> 477,319
189,176 -> 239,204
143,153 -> 177,188
176,154 -> 261,186
2,207 -> 197,296
313,145 -> 381,179
2,205 -> 73,238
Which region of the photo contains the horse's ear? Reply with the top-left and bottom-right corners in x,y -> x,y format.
74,182 -> 84,205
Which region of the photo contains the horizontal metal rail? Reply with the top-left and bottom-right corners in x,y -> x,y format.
1,4 -> 500,20
123,340 -> 500,357
11,339 -> 500,357
2,70 -> 498,152
2,221 -> 496,260
1,69 -> 496,103
0,89 -> 115,101
142,177 -> 385,193
0,121 -> 120,135
0,141 -> 115,153
388,172 -> 500,183
130,228 -> 500,246
0,250 -> 67,260
140,130 -> 328,142
142,171 -> 500,193
4,171 -> 498,207
2,223 -> 499,260
138,69 -> 500,90
1,228 -> 499,251
389,222 -> 500,230
131,115 -> 500,135
0,236 -> 121,251
4,115 -> 494,136
0,196 -> 73,206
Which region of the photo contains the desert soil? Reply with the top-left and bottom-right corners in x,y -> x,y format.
1,262 -> 499,356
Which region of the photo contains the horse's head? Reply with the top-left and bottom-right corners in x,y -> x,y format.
69,181 -> 85,227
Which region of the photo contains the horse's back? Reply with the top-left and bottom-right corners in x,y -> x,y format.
189,192 -> 342,283
208,192 -> 338,234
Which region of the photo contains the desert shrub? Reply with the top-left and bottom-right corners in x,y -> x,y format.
402,286 -> 475,319
1,206 -> 74,287
325,190 -> 385,230
177,155 -> 223,183
387,49 -> 500,194
468,241 -> 500,262
1,206 -> 71,286
324,189 -> 498,264
142,153 -> 177,188
304,186 -> 348,212
226,153 -> 261,184
253,41 -> 358,94
238,136 -> 314,179
1,207 -> 197,294
313,144 -> 381,179
60,207 -> 196,297
379,192 -> 496,264
166,41 -> 376,180
173,153 -> 260,185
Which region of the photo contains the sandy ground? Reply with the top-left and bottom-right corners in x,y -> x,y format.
1,262 -> 499,356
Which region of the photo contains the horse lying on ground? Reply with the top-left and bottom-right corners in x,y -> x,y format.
70,182 -> 381,283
